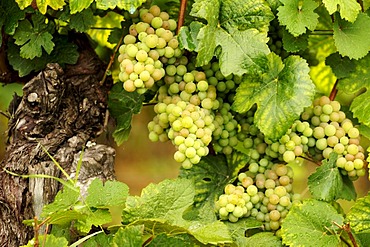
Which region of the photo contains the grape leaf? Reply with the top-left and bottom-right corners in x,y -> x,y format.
69,8 -> 95,32
232,53 -> 315,140
219,0 -> 273,33
179,152 -> 248,207
21,235 -> 68,247
41,186 -> 80,217
325,52 -> 356,79
75,209 -> 112,233
122,179 -> 195,226
188,221 -> 232,245
178,22 -> 203,52
277,0 -> 319,37
184,0 -> 271,76
69,0 -> 94,14
96,0 -> 146,13
108,82 -> 144,146
281,199 -> 344,247
355,232 -> 370,247
337,54 -> 370,126
244,232 -> 282,247
307,152 -> 356,201
113,225 -> 144,247
148,233 -> 200,247
281,29 -> 308,53
0,0 -> 25,38
7,35 -> 79,77
333,13 -> 370,59
86,178 -> 129,208
347,194 -> 370,233
215,28 -> 270,77
223,218 -> 263,246
16,0 -> 66,15
83,232 -> 114,247
322,0 -> 361,23
13,13 -> 55,59
365,0 -> 370,11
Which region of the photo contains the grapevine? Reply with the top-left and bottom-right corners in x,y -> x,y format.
1,0 -> 370,247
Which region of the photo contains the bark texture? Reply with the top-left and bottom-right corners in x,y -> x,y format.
0,42 -> 115,246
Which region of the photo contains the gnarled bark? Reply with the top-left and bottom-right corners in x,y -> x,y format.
0,40 -> 115,246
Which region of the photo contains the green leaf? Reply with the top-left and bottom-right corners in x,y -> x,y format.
148,233 -> 200,246
281,199 -> 344,247
21,235 -> 68,247
308,153 -> 342,201
16,0 -> 66,14
86,178 -> 129,208
339,175 -> 357,201
179,152 -> 248,207
333,13 -> 370,59
187,221 -> 232,245
232,53 -> 315,140
122,178 -> 194,225
245,232 -> 282,247
13,13 -> 55,59
365,0 -> 370,11
224,218 -> 263,246
47,209 -> 86,225
338,54 -> 370,126
41,186 -> 80,217
178,22 -> 203,52
83,232 -> 114,247
113,225 -> 144,247
282,29 -> 308,52
96,0 -> 146,13
215,28 -> 270,77
78,209 -> 112,233
219,0 -> 273,33
355,232 -> 370,247
7,35 -> 79,77
0,0 -> 25,37
69,8 -> 95,32
277,0 -> 319,37
347,194 -> 370,233
69,0 -> 94,14
322,0 -> 361,22
108,82 -> 144,145
325,52 -> 356,79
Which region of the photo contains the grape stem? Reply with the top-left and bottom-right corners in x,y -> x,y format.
333,222 -> 358,247
177,0 -> 188,34
329,80 -> 338,101
99,30 -> 125,86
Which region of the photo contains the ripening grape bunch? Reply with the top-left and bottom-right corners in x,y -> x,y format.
301,95 -> 367,180
215,164 -> 301,231
117,5 -> 180,94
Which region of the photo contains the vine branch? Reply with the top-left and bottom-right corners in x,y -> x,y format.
329,80 -> 338,101
177,0 -> 188,34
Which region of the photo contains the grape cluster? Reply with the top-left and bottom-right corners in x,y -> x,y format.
118,5 -> 180,94
301,96 -> 367,179
267,19 -> 288,59
216,164 -> 301,230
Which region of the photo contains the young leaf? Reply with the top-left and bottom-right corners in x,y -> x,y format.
277,0 -> 319,37
333,13 -> 370,59
281,199 -> 344,247
244,232 -> 282,247
108,82 -> 144,145
179,152 -> 248,207
41,186 -> 80,217
232,53 -> 315,140
69,8 -> 95,32
113,225 -> 144,247
16,0 -> 66,14
86,178 -> 129,208
95,0 -> 146,13
13,13 -> 55,59
122,179 -> 195,225
346,194 -> 370,233
337,54 -> 370,126
69,0 -> 94,14
322,0 -> 361,23
219,0 -> 273,33
75,209 -> 112,233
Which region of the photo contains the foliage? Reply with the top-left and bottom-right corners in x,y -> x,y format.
1,0 -> 370,246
